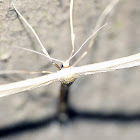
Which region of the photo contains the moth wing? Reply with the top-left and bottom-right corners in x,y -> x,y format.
0,53 -> 139,98
0,73 -> 60,98
73,53 -> 140,75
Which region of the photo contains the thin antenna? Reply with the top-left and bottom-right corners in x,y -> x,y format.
11,2 -> 63,64
69,0 -> 75,58
69,23 -> 107,61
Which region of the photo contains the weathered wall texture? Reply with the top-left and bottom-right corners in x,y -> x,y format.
0,0 -> 140,139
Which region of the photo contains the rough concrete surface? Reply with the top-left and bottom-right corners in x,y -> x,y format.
0,0 -> 140,139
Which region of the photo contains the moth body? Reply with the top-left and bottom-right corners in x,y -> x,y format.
59,64 -> 78,86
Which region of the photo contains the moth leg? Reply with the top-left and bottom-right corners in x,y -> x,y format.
0,70 -> 53,75
11,2 -> 63,68
69,0 -> 75,58
72,0 -> 120,66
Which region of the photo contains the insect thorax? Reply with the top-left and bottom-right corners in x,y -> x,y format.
59,67 -> 78,86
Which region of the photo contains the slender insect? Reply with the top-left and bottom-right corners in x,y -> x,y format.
0,0 -> 139,98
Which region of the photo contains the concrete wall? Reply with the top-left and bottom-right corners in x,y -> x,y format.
0,0 -> 140,139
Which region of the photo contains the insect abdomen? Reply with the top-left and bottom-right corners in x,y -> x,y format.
60,74 -> 77,86
59,67 -> 78,86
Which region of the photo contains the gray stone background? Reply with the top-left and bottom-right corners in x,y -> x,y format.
0,0 -> 140,139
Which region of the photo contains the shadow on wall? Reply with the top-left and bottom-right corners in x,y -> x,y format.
0,106 -> 140,138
